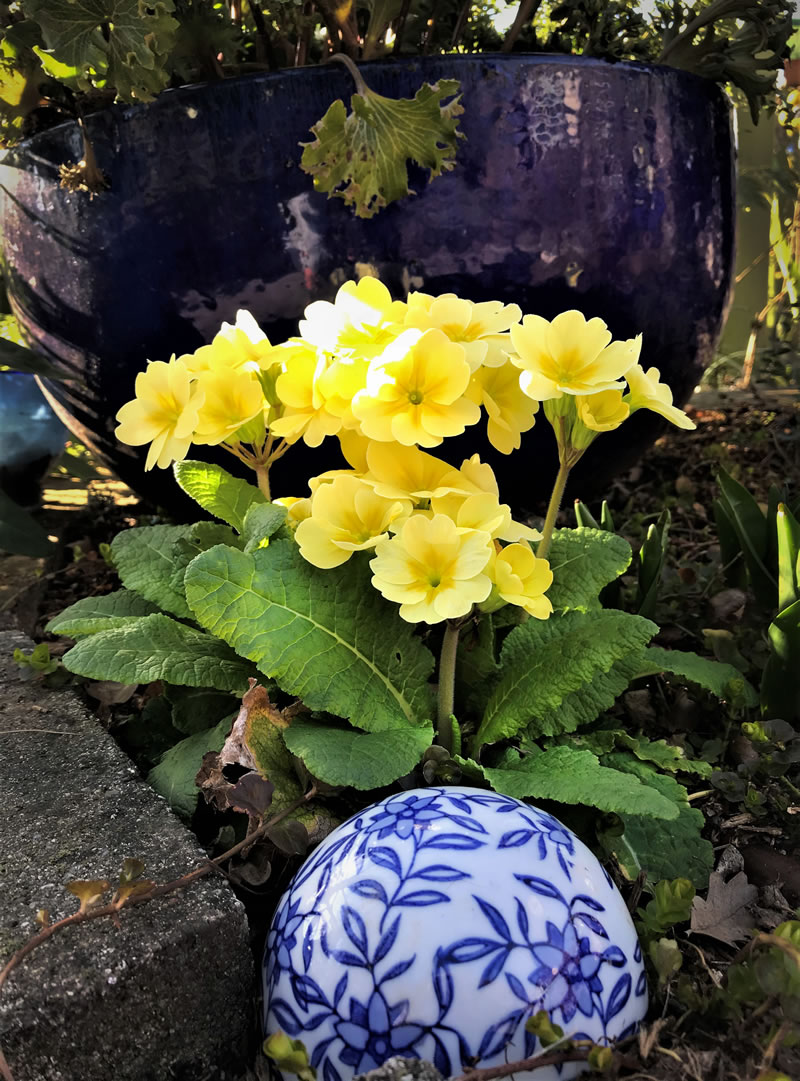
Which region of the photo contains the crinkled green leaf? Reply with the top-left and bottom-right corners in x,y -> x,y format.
0,489 -> 55,557
26,0 -> 178,102
300,76 -> 464,219
481,747 -> 678,819
640,645 -> 758,707
111,524 -> 194,618
185,542 -> 434,731
544,527 -> 632,612
526,650 -> 645,739
455,613 -> 499,715
148,717 -> 230,819
173,460 -> 265,531
46,589 -> 161,636
62,613 -> 252,692
163,685 -> 238,736
599,754 -> 713,888
168,521 -> 243,597
283,718 -> 434,789
614,732 -> 712,778
474,609 -> 656,751
241,502 -> 290,552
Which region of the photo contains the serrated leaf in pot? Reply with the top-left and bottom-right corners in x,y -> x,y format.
300,67 -> 464,219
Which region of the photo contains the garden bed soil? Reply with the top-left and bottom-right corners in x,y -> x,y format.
2,387 -> 800,1081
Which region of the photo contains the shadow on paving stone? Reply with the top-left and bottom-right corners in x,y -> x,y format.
0,623 -> 255,1081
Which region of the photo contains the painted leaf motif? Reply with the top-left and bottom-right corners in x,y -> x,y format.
185,542 -> 434,731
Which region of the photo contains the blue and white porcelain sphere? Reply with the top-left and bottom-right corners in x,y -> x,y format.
263,787 -> 647,1081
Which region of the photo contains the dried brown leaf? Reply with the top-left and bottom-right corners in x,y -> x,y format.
689,871 -> 757,945
66,879 -> 110,912
228,772 -> 275,821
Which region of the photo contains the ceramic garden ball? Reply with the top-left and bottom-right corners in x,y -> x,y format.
263,787 -> 647,1081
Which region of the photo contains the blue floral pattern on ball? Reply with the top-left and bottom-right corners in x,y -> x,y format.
263,787 -> 648,1081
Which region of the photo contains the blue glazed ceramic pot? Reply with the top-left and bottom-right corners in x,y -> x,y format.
263,787 -> 647,1081
0,55 -> 733,511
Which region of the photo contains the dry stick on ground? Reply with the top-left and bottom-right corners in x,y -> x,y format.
0,787 -> 318,1081
449,1043 -> 639,1081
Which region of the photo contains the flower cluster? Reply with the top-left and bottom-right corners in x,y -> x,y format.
115,276 -> 694,625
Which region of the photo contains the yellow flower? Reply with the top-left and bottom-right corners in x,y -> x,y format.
489,543 -> 553,619
296,475 -> 411,569
315,354 -> 370,428
509,311 -> 641,400
193,367 -> 265,446
181,311 -> 275,376
404,292 -> 522,370
269,341 -> 343,447
353,328 -> 480,447
274,496 -> 312,528
443,455 -> 540,543
338,429 -> 371,472
369,513 -> 493,624
623,365 -> 696,430
575,388 -> 629,432
115,358 -> 204,471
299,277 -> 406,358
467,361 -> 538,455
363,442 -> 466,503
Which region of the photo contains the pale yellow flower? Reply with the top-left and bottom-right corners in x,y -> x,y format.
362,442 -> 466,503
274,496 -> 312,527
623,365 -> 696,430
444,455 -> 540,543
369,513 -> 493,624
576,388 -> 630,432
115,358 -> 204,471
315,354 -> 370,427
431,489 -> 540,545
269,341 -> 342,447
181,311 -> 275,376
404,292 -> 522,370
509,311 -> 641,401
338,429 -> 371,472
467,361 -> 538,455
353,328 -> 480,447
193,367 -> 265,446
299,277 -> 406,358
296,475 -> 411,569
489,543 -> 553,619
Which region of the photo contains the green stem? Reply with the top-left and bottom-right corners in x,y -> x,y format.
437,620 -> 461,754
255,463 -> 271,500
538,459 -> 570,561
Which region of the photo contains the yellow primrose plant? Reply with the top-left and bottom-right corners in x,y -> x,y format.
48,277 -> 758,882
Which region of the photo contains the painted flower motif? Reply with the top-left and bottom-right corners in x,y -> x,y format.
369,513 -> 493,624
269,341 -> 343,447
404,292 -> 522,370
623,364 -> 696,430
489,543 -> 553,619
295,475 -> 411,569
509,311 -> 641,401
467,360 -> 538,454
528,919 -> 603,1024
299,277 -> 406,359
181,310 -> 275,375
364,792 -> 447,839
271,900 -> 305,973
192,366 -> 265,446
353,328 -> 480,448
335,990 -> 425,1073
114,357 -> 205,470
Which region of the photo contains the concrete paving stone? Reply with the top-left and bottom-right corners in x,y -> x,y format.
0,625 -> 255,1081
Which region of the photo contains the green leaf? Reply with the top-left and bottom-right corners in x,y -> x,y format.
762,598 -> 800,722
111,524 -> 194,618
712,496 -> 747,589
474,610 -> 656,751
454,613 -> 499,715
168,522 -> 243,597
481,747 -> 679,819
147,717 -> 230,819
716,468 -> 776,608
614,733 -> 712,778
0,489 -> 55,557
282,718 -> 434,789
0,338 -> 79,380
185,543 -> 434,731
163,685 -> 238,736
777,503 -> 800,613
241,501 -> 290,552
526,650 -> 646,739
45,589 -> 161,636
26,0 -> 179,102
599,754 -> 713,888
639,645 -> 758,708
62,613 -> 253,692
636,509 -> 670,620
173,460 -> 265,532
300,72 -> 464,219
544,528 -> 632,612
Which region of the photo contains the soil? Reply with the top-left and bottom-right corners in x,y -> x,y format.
2,389 -> 800,1081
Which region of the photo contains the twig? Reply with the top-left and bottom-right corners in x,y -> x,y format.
501,0 -> 541,53
450,1049 -> 591,1081
0,1046 -> 13,1081
0,729 -> 79,736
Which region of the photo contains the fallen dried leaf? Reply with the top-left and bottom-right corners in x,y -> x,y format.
689,871 -> 757,945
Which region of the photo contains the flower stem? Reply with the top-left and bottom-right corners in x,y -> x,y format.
436,620 -> 461,754
255,463 -> 271,500
538,459 -> 570,561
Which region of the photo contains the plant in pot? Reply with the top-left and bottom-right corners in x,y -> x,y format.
44,275 -> 760,1078
0,0 -> 791,509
